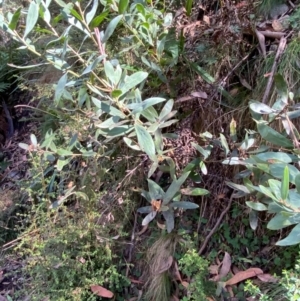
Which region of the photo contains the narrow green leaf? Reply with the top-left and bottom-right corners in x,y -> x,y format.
147,179 -> 165,200
104,61 -> 117,86
92,97 -> 125,118
170,201 -> 198,209
30,134 -> 38,147
186,0 -> 193,16
148,160 -> 158,178
90,11 -> 109,29
24,1 -> 40,38
8,7 -> 22,30
86,0 -> 98,25
159,99 -> 174,121
142,211 -> 157,226
57,149 -> 73,156
180,187 -> 209,196
225,181 -> 250,194
164,172 -> 190,204
246,201 -> 268,211
120,71 -> 148,95
199,161 -> 207,175
134,124 -> 156,160
190,62 -> 215,84
81,55 -> 105,75
102,15 -> 123,43
162,210 -> 174,233
295,174 -> 300,193
56,158 -> 71,171
249,210 -> 258,230
220,133 -> 230,156
191,142 -> 210,159
137,206 -> 152,214
119,0 -> 129,13
281,166 -> 289,200
54,73 -> 68,105
123,137 -> 141,151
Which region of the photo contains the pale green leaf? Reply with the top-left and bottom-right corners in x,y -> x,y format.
162,210 -> 174,233
147,179 -> 165,200
86,0 -> 98,25
180,187 -> 209,196
134,124 -> 156,160
30,134 -> 38,147
118,0 -> 129,13
142,211 -> 157,226
170,201 -> 199,209
220,133 -> 230,156
276,223 -> 300,246
246,201 -> 267,211
281,166 -> 289,200
54,73 -> 68,105
102,15 -> 123,43
249,210 -> 258,230
163,172 -> 190,204
137,206 -> 152,214
123,137 -> 141,151
120,71 -> 148,95
24,1 -> 39,38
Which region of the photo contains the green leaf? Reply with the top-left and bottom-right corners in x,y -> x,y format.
142,211 -> 157,226
258,185 -> 278,201
257,122 -> 293,148
134,124 -> 156,160
102,15 -> 123,43
190,62 -> 215,84
225,181 -> 250,194
274,73 -> 288,104
295,174 -> 300,193
163,172 -> 190,204
19,143 -> 29,150
128,97 -> 166,114
123,137 -> 141,151
249,210 -> 258,230
255,151 -> 296,163
186,0 -> 193,16
104,61 -> 116,86
170,201 -> 199,209
148,160 -> 158,178
137,206 -> 152,214
92,97 -> 125,118
24,1 -> 40,38
81,55 -> 105,75
268,212 -> 298,230
90,11 -> 109,29
162,210 -> 174,233
8,7 -> 22,30
191,142 -> 210,159
249,102 -> 274,114
54,73 -> 68,105
120,71 -> 148,95
147,179 -> 165,200
269,163 -> 299,184
159,99 -> 174,121
220,133 -> 230,156
246,201 -> 267,211
119,0 -> 129,13
56,158 -> 71,171
281,166 -> 289,200
30,134 -> 38,147
86,0 -> 98,25
56,149 -> 73,156
276,223 -> 300,246
180,187 -> 209,196
199,161 -> 207,175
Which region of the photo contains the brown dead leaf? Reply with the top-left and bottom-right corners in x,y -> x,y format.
90,285 -> 114,298
191,91 -> 208,99
232,265 -> 241,275
257,273 -> 278,283
172,261 -> 182,282
272,20 -> 283,31
181,281 -> 189,288
225,268 -> 263,286
170,295 -> 180,301
219,252 -> 231,279
203,15 -> 210,25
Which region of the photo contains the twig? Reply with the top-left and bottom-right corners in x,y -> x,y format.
262,36 -> 287,104
198,193 -> 234,255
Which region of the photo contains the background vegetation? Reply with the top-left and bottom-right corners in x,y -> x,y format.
1,0 -> 300,300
